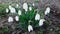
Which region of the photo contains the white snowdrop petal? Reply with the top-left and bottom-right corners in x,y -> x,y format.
16,4 -> 19,8
9,5 -> 16,13
15,16 -> 19,21
6,8 -> 9,13
35,13 -> 40,20
45,7 -> 50,15
28,25 -> 33,32
10,7 -> 16,13
18,10 -> 22,15
39,19 -> 45,26
23,3 -> 28,12
25,9 -> 28,12
9,5 -> 12,9
8,17 -> 13,22
32,3 -> 35,6
29,7 -> 32,11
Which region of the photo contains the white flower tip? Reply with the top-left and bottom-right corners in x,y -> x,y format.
18,10 -> 22,15
45,7 -> 50,15
39,19 -> 45,26
8,17 -> 13,22
23,3 -> 28,12
25,9 -> 28,12
32,3 -> 35,6
29,7 -> 32,11
28,25 -> 33,32
6,8 -> 9,13
10,7 -> 16,13
9,5 -> 12,9
41,19 -> 45,21
35,13 -> 40,20
16,4 -> 19,8
15,16 -> 19,21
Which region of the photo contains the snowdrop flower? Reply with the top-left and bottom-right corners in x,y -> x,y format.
10,7 -> 16,13
45,7 -> 50,15
9,5 -> 16,13
15,16 -> 19,21
23,3 -> 28,12
8,17 -> 13,22
35,13 -> 40,20
29,7 -> 32,11
18,10 -> 22,15
16,4 -> 19,8
6,8 -> 9,13
32,3 -> 35,6
39,19 -> 45,26
28,25 -> 33,32
9,5 -> 12,9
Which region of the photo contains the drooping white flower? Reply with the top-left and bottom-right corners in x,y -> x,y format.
18,10 -> 22,15
29,7 -> 32,11
23,3 -> 28,12
45,7 -> 50,15
10,7 -> 16,13
16,4 -> 19,8
32,3 -> 35,6
28,25 -> 33,32
15,16 -> 19,21
6,8 -> 9,13
39,19 -> 45,26
35,13 -> 40,20
9,5 -> 16,13
8,17 -> 13,22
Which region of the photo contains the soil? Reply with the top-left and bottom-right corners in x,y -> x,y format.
0,0 -> 60,34
0,6 -> 60,34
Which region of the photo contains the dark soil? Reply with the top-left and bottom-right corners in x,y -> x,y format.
0,0 -> 60,34
0,6 -> 60,34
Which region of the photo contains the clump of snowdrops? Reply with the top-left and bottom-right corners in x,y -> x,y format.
5,3 -> 51,32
